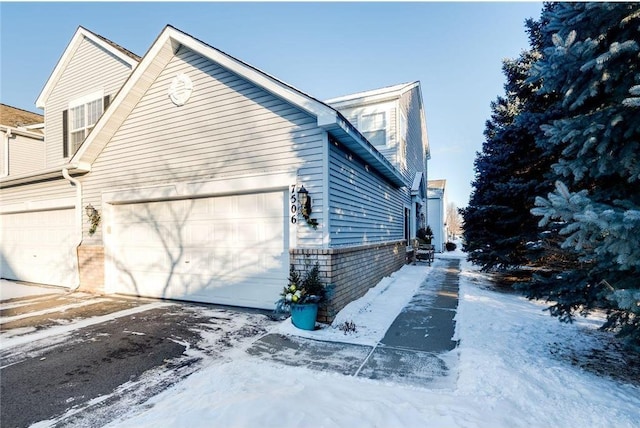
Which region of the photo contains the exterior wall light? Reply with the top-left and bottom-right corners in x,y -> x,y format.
85,204 -> 97,218
297,185 -> 318,229
298,185 -> 311,219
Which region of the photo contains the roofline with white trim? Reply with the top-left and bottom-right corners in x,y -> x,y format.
325,81 -> 420,106
35,27 -> 139,109
0,162 -> 90,188
0,125 -> 44,139
72,25 -> 406,188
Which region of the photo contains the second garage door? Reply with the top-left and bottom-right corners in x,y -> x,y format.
107,190 -> 288,309
0,208 -> 77,287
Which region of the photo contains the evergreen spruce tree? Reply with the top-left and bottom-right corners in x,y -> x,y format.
463,12 -> 557,271
529,3 -> 640,348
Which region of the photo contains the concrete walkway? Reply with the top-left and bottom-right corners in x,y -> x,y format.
247,258 -> 461,388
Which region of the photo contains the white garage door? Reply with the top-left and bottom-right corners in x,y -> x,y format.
108,190 -> 288,309
0,208 -> 78,287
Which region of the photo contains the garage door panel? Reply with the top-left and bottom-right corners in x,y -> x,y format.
109,190 -> 288,309
0,208 -> 77,287
185,223 -> 214,245
121,247 -> 176,273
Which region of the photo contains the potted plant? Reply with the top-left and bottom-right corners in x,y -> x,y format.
275,263 -> 327,330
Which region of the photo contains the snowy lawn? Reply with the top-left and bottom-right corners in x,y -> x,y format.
102,253 -> 639,427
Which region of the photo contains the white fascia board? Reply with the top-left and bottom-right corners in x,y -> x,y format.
325,81 -> 419,107
0,125 -> 44,139
21,123 -> 45,130
0,162 -> 89,187
168,29 -> 336,121
36,27 -> 139,109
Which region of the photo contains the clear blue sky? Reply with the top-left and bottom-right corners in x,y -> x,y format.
0,2 -> 542,208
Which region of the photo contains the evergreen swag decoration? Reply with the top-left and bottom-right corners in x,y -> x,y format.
275,263 -> 327,314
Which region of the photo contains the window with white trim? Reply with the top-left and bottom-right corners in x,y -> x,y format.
64,90 -> 106,157
360,112 -> 387,146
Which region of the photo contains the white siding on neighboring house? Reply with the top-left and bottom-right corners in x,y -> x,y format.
336,102 -> 398,169
0,136 -> 4,176
44,37 -> 134,167
327,83 -> 429,189
400,86 -> 428,184
327,83 -> 429,244
8,134 -> 46,175
328,140 -> 404,246
427,184 -> 447,252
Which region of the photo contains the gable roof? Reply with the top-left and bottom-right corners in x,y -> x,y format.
72,25 -> 405,187
428,179 -> 446,191
326,81 -> 431,160
0,104 -> 43,128
325,81 -> 420,107
35,26 -> 140,109
427,179 -> 446,198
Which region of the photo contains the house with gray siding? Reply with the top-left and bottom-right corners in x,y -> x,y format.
0,25 -> 430,321
0,104 -> 45,177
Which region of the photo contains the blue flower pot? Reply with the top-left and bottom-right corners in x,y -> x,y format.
291,303 -> 319,331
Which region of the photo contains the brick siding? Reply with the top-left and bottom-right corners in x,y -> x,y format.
290,240 -> 408,323
77,245 -> 104,293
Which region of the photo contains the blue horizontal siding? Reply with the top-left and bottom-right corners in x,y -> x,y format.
328,140 -> 404,246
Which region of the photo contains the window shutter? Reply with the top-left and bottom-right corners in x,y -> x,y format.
62,109 -> 69,158
103,94 -> 111,110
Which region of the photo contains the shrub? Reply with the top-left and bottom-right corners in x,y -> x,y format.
417,226 -> 434,243
445,242 -> 457,252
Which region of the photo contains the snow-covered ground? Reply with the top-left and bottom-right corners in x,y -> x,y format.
97,252 -> 640,428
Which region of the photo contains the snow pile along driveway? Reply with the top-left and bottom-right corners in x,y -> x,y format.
105,255 -> 640,428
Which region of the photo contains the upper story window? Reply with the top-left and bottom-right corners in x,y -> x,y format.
70,99 -> 102,148
64,90 -> 108,157
360,112 -> 387,146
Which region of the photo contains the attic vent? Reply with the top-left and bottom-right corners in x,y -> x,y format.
168,73 -> 193,106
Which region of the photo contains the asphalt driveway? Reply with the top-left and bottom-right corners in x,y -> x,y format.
0,287 -> 275,428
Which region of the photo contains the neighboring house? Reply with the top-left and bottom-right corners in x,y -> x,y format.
0,104 -> 45,177
0,25 -> 430,321
427,179 -> 448,252
325,82 -> 430,245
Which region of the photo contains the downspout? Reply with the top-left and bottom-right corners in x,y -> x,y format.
62,167 -> 82,291
2,128 -> 11,177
